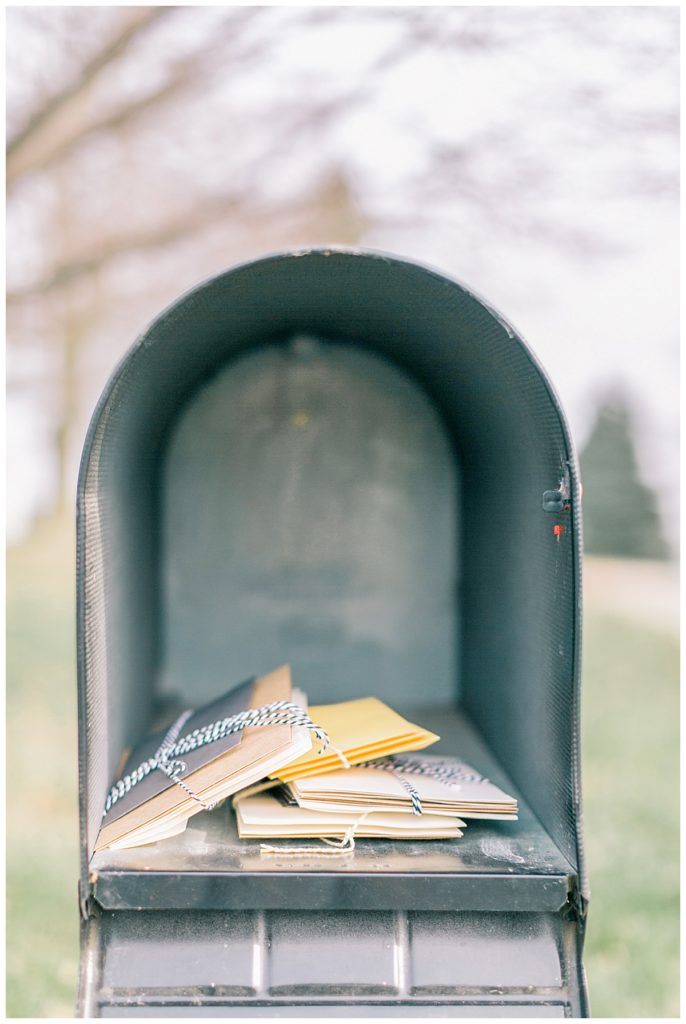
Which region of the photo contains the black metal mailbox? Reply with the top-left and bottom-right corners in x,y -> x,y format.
76,248 -> 588,1016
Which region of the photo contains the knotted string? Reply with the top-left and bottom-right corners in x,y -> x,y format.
258,757 -> 489,852
102,700 -> 331,818
259,812 -> 370,858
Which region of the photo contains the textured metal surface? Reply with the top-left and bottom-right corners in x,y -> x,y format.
77,248 -> 584,877
163,341 -> 458,707
76,247 -> 587,1016
100,1008 -> 568,1017
81,907 -> 582,1017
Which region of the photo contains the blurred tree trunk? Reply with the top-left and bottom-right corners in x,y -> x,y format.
51,166 -> 98,514
54,313 -> 82,512
306,170 -> 368,246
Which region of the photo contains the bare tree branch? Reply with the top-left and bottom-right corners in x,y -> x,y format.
7,17 -> 420,303
7,195 -> 245,303
6,163 -> 363,306
7,6 -> 677,304
7,8 -> 287,190
17,61 -> 197,181
7,7 -> 174,185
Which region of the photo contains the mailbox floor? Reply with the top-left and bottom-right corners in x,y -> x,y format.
89,708 -> 576,914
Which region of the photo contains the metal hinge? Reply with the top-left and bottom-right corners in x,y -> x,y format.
542,462 -> 572,512
78,878 -> 94,921
562,878 -> 589,925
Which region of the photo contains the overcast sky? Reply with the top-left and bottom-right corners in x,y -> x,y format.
6,6 -> 679,544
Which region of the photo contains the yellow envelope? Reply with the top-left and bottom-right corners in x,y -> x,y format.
273,697 -> 439,783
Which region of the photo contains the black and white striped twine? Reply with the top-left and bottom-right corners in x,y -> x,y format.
103,700 -> 330,818
360,755 -> 488,816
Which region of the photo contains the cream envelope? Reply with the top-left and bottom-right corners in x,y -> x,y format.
234,790 -> 464,840
288,756 -> 518,820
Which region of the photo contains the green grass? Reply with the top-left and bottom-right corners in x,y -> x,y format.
6,516 -> 79,1018
582,614 -> 679,1016
6,520 -> 679,1016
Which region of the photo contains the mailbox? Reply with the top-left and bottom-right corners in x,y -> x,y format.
76,248 -> 588,1016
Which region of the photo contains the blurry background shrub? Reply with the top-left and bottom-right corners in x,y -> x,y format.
581,395 -> 670,560
6,6 -> 678,1017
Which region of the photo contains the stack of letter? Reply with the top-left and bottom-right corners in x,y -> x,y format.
235,754 -> 517,843
96,664 -> 517,852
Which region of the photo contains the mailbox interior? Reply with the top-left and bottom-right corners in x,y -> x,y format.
79,250 -> 583,905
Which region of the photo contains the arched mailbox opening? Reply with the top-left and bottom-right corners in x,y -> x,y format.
162,340 -> 460,711
78,250 -> 586,1015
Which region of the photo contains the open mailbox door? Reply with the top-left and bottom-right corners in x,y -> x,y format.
77,248 -> 588,1017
